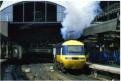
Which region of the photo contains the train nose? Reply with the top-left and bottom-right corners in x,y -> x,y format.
62,56 -> 86,69
63,60 -> 86,69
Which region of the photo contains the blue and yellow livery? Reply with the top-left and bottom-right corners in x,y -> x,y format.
53,40 -> 87,72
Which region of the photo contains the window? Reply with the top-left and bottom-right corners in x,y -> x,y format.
0,6 -> 13,21
47,3 -> 57,22
56,48 -> 61,55
13,3 -> 23,22
68,46 -> 83,53
12,1 -> 65,22
35,2 -> 45,22
24,2 -> 34,22
57,5 -> 65,22
62,46 -> 84,55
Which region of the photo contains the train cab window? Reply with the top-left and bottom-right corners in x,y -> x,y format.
62,46 -> 84,55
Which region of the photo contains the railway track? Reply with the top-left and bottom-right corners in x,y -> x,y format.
21,63 -> 96,80
1,58 -> 120,80
1,60 -> 26,80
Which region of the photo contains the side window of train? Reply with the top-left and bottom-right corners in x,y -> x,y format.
56,47 -> 61,55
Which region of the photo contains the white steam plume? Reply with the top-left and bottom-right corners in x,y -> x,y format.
61,1 -> 101,40
0,0 -> 101,40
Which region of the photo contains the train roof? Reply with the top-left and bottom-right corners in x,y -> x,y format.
62,40 -> 84,46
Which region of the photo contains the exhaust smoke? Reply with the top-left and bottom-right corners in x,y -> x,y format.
61,1 -> 101,40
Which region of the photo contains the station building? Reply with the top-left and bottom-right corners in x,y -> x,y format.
0,1 -> 120,65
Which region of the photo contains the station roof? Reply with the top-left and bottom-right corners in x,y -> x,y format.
83,18 -> 118,36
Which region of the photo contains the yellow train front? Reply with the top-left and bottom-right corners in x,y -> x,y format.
53,40 -> 87,72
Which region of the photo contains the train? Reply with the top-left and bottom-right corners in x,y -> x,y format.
53,40 -> 88,72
